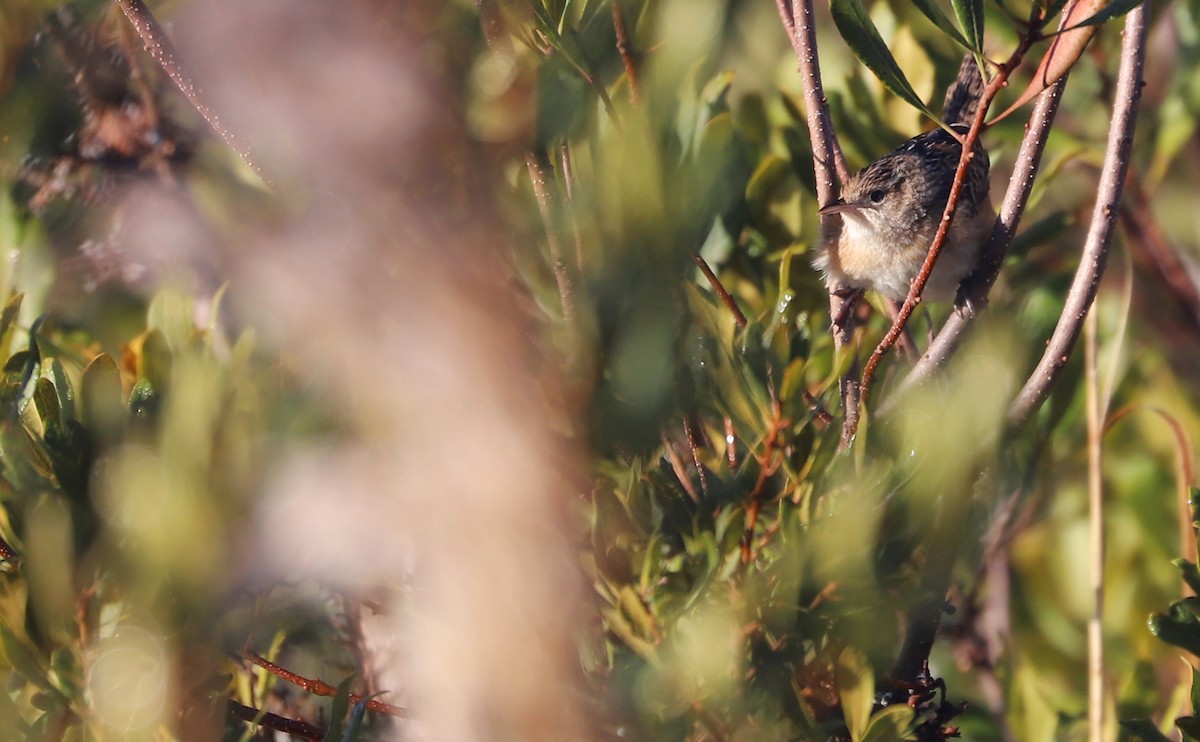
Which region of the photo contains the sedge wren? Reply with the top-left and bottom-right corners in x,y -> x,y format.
814,56 -> 993,303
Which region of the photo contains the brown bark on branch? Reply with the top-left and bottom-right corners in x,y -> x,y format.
774,0 -> 857,446
1007,2 -> 1149,428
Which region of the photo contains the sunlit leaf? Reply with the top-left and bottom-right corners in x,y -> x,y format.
860,704 -> 916,742
836,646 -> 874,741
81,355 -> 125,447
49,361 -> 75,423
911,0 -> 973,50
950,0 -> 984,51
829,0 -> 939,123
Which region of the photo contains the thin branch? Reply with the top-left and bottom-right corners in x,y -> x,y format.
1007,3 -> 1149,427
662,432 -> 701,503
1105,405 -> 1197,590
559,142 -> 586,271
724,415 -> 739,468
114,0 -> 265,180
777,2 -> 849,187
774,0 -> 857,446
242,652 -> 407,717
1119,172 -> 1200,332
692,252 -> 748,329
526,152 -> 577,326
561,29 -> 620,125
741,401 -> 787,564
227,699 -> 325,741
683,416 -> 710,495
611,0 -> 640,104
886,76 -> 1069,406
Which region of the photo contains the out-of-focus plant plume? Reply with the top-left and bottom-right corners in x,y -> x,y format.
0,0 -> 1195,740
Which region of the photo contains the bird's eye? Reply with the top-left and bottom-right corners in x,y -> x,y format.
869,189 -> 886,203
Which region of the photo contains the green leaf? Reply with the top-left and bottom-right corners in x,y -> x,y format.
137,329 -> 173,392
601,606 -> 659,664
860,704 -> 916,742
836,646 -> 874,741
0,293 -> 22,360
13,321 -> 42,419
1177,559 -> 1200,596
950,0 -> 985,51
323,676 -> 355,742
147,290 -> 195,351
0,623 -> 52,692
49,360 -> 75,423
618,585 -> 657,642
829,0 -> 939,123
32,378 -> 60,435
1120,719 -> 1175,742
911,0 -> 973,50
0,680 -> 29,734
81,354 -> 125,444
1149,599 -> 1200,656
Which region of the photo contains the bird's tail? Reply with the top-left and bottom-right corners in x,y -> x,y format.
942,55 -> 986,124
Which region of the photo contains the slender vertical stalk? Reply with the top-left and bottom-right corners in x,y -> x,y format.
1085,309 -> 1105,742
774,0 -> 856,444
526,153 -> 576,326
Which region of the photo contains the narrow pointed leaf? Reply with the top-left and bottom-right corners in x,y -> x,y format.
829,0 -> 938,122
950,0 -> 985,51
860,704 -> 917,742
81,355 -> 126,443
49,360 -> 75,422
323,676 -> 355,742
911,0 -> 973,50
1191,666 -> 1200,720
0,293 -> 22,360
836,646 -> 874,741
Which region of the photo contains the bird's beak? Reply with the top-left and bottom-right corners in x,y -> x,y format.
817,199 -> 859,216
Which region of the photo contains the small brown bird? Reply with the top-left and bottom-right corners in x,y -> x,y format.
814,56 -> 994,303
